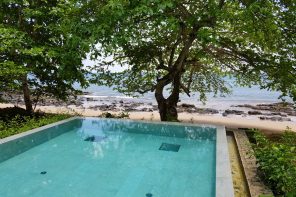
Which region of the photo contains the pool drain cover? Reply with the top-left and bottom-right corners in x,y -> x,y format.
84,136 -> 107,142
159,143 -> 180,152
146,193 -> 153,197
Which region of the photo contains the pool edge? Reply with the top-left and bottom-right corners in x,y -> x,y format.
216,126 -> 234,197
0,116 -> 80,144
0,116 -> 234,197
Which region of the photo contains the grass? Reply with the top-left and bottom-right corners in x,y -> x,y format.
0,107 -> 72,139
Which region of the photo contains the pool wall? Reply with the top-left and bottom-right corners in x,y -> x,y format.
0,117 -> 234,197
216,126 -> 234,197
0,117 -> 80,163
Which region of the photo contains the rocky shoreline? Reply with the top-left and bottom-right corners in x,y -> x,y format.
1,92 -> 295,122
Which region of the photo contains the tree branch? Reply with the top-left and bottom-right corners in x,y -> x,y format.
102,55 -> 128,65
181,82 -> 190,97
157,52 -> 169,71
219,0 -> 225,9
168,22 -> 185,68
137,85 -> 156,94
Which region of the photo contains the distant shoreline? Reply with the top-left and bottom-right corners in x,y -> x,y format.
1,91 -> 295,122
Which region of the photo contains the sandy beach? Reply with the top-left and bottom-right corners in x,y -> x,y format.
1,102 -> 295,135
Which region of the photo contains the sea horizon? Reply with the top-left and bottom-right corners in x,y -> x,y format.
77,82 -> 292,110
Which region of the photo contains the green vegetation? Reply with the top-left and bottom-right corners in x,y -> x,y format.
99,112 -> 130,119
1,1 -> 295,121
0,1 -> 90,112
251,130 -> 296,196
0,107 -> 71,139
82,0 -> 296,121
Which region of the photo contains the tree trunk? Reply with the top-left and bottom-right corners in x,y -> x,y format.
155,72 -> 181,122
22,75 -> 33,113
154,25 -> 197,121
156,98 -> 179,121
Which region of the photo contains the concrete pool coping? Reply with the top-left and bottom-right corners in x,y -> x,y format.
0,117 -> 78,144
0,116 -> 234,197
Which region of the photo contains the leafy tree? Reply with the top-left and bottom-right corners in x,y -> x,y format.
83,0 -> 295,121
0,0 -> 90,112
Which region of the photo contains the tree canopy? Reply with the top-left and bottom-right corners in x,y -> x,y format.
0,0 -> 90,112
81,0 -> 296,121
0,0 -> 295,120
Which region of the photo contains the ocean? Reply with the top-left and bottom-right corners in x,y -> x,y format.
79,83 -> 291,110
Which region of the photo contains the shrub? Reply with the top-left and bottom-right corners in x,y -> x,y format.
280,128 -> 296,147
99,112 -> 129,119
252,131 -> 296,196
0,113 -> 71,139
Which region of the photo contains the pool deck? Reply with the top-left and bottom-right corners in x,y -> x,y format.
216,126 -> 234,197
0,117 -> 234,197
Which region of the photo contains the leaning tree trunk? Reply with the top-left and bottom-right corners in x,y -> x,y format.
156,97 -> 179,121
155,24 -> 198,121
155,72 -> 181,121
22,75 -> 33,113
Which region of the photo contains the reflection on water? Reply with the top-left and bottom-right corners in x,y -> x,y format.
0,118 -> 217,196
78,118 -> 216,140
75,118 -> 216,159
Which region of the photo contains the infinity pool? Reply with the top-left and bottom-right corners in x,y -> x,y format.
0,117 -> 231,197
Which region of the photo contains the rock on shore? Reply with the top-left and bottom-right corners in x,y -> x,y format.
1,92 -> 295,122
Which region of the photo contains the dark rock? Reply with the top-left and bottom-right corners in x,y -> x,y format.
98,104 -> 113,111
259,116 -> 291,121
287,112 -> 296,116
180,103 -> 195,108
197,108 -> 219,114
224,109 -> 245,115
234,102 -> 296,115
270,112 -> 282,116
140,108 -> 154,112
248,111 -> 262,115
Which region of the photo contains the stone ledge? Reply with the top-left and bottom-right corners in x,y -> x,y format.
231,129 -> 273,197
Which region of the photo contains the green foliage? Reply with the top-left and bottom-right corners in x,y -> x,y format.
0,0 -> 90,102
280,128 -> 296,146
0,113 -> 71,139
98,112 -> 130,119
83,0 -> 295,104
253,131 -> 296,196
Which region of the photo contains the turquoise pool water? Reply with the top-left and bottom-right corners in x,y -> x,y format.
0,118 -> 216,197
